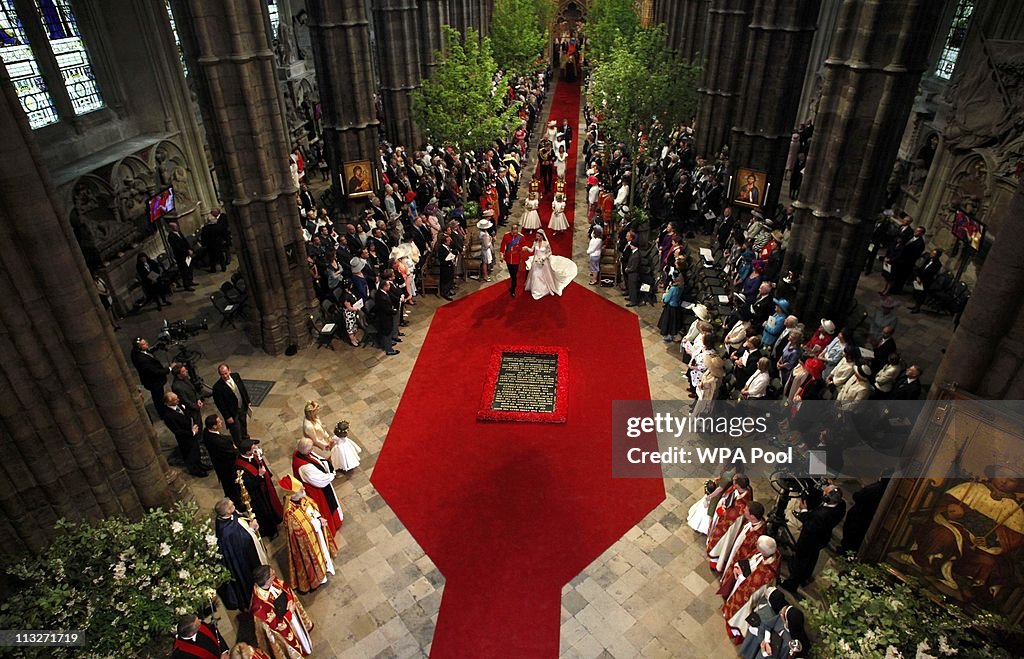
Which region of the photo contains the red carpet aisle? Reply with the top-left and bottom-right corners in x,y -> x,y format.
371,283 -> 665,657
534,77 -> 580,258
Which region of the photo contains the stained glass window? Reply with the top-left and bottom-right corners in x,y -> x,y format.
935,0 -> 974,80
0,0 -> 58,128
164,0 -> 188,77
267,0 -> 279,39
33,0 -> 103,116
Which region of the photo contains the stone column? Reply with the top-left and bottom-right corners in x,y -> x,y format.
448,0 -> 481,38
931,177 -> 1024,398
374,0 -> 425,149
171,0 -> 316,355
480,0 -> 494,37
783,0 -> 946,323
306,0 -> 381,204
796,0 -> 842,123
658,0 -> 711,63
694,0 -> 754,157
420,0 -> 451,77
0,69 -> 185,557
729,0 -> 821,211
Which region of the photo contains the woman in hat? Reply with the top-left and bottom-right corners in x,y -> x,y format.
521,189 -> 542,231
337,279 -> 363,347
687,325 -> 716,391
302,400 -> 340,462
805,318 -> 835,355
761,299 -> 790,347
820,329 -> 850,379
777,331 -> 803,392
349,256 -> 369,301
549,189 -> 570,234
546,119 -> 558,143
476,218 -> 494,281
695,354 -> 726,416
740,260 -> 765,300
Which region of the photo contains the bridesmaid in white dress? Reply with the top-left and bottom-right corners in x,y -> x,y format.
521,191 -> 542,231
330,421 -> 362,472
522,230 -> 578,299
548,190 -> 570,233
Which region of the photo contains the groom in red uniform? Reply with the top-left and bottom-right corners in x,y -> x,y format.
499,224 -> 525,297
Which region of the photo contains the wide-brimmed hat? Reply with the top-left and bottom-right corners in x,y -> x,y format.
548,120 -> 557,127
751,209 -> 764,220
706,355 -> 726,377
693,304 -> 710,321
771,230 -> 784,242
803,357 -> 825,380
350,257 -> 366,273
855,363 -> 873,380
773,298 -> 791,313
820,319 -> 835,334
476,219 -> 493,230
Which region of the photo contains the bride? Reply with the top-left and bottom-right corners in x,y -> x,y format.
523,229 -> 578,300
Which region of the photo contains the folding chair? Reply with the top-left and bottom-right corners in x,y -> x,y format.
210,292 -> 243,328
309,314 -> 337,350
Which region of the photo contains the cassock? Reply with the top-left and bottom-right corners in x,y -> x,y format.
215,512 -> 269,611
171,621 -> 228,659
717,520 -> 767,588
279,476 -> 338,593
723,550 -> 782,641
252,576 -> 314,658
707,485 -> 753,569
236,450 -> 284,540
292,450 -> 343,537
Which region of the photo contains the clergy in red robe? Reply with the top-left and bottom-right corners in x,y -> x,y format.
278,474 -> 338,593
171,615 -> 228,659
235,439 -> 283,540
251,565 -> 314,658
717,501 -> 768,595
723,535 -> 782,643
707,474 -> 753,569
292,438 -> 343,537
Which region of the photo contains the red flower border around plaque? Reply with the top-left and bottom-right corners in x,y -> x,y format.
477,344 -> 569,423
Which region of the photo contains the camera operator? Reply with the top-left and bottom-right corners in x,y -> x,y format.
781,484 -> 846,594
131,337 -> 171,407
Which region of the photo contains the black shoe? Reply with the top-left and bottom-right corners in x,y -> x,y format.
385,349 -> 400,356
443,295 -> 454,301
626,303 -> 637,307
511,290 -> 516,297
393,338 -> 402,343
398,332 -> 406,337
189,469 -> 209,478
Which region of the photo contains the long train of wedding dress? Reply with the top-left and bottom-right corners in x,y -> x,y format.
524,230 -> 578,300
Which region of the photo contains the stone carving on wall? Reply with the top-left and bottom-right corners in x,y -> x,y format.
155,141 -> 195,208
908,133 -> 939,194
944,38 -> 1024,155
68,140 -> 200,267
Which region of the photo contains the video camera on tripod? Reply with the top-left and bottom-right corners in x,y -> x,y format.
152,318 -> 210,395
765,470 -> 832,554
155,318 -> 208,348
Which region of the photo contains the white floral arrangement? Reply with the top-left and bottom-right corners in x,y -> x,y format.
0,501 -> 229,658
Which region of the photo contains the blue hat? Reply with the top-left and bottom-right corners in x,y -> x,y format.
773,298 -> 790,313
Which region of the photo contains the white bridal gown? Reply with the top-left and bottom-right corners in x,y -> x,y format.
524,233 -> 578,300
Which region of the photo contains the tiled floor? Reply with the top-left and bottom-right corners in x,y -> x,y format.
114,84 -> 955,657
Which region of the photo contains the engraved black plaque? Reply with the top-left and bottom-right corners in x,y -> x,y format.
490,352 -> 560,413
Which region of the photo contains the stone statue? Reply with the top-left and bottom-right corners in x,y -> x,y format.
945,39 -> 1024,152
155,145 -> 194,207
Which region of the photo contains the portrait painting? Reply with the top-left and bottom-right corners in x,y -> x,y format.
343,160 -> 374,198
732,167 -> 767,208
874,397 -> 1024,624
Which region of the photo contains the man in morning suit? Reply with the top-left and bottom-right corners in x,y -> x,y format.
166,222 -> 195,291
212,363 -> 251,444
203,414 -> 243,506
160,392 -> 207,477
131,337 -> 169,407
